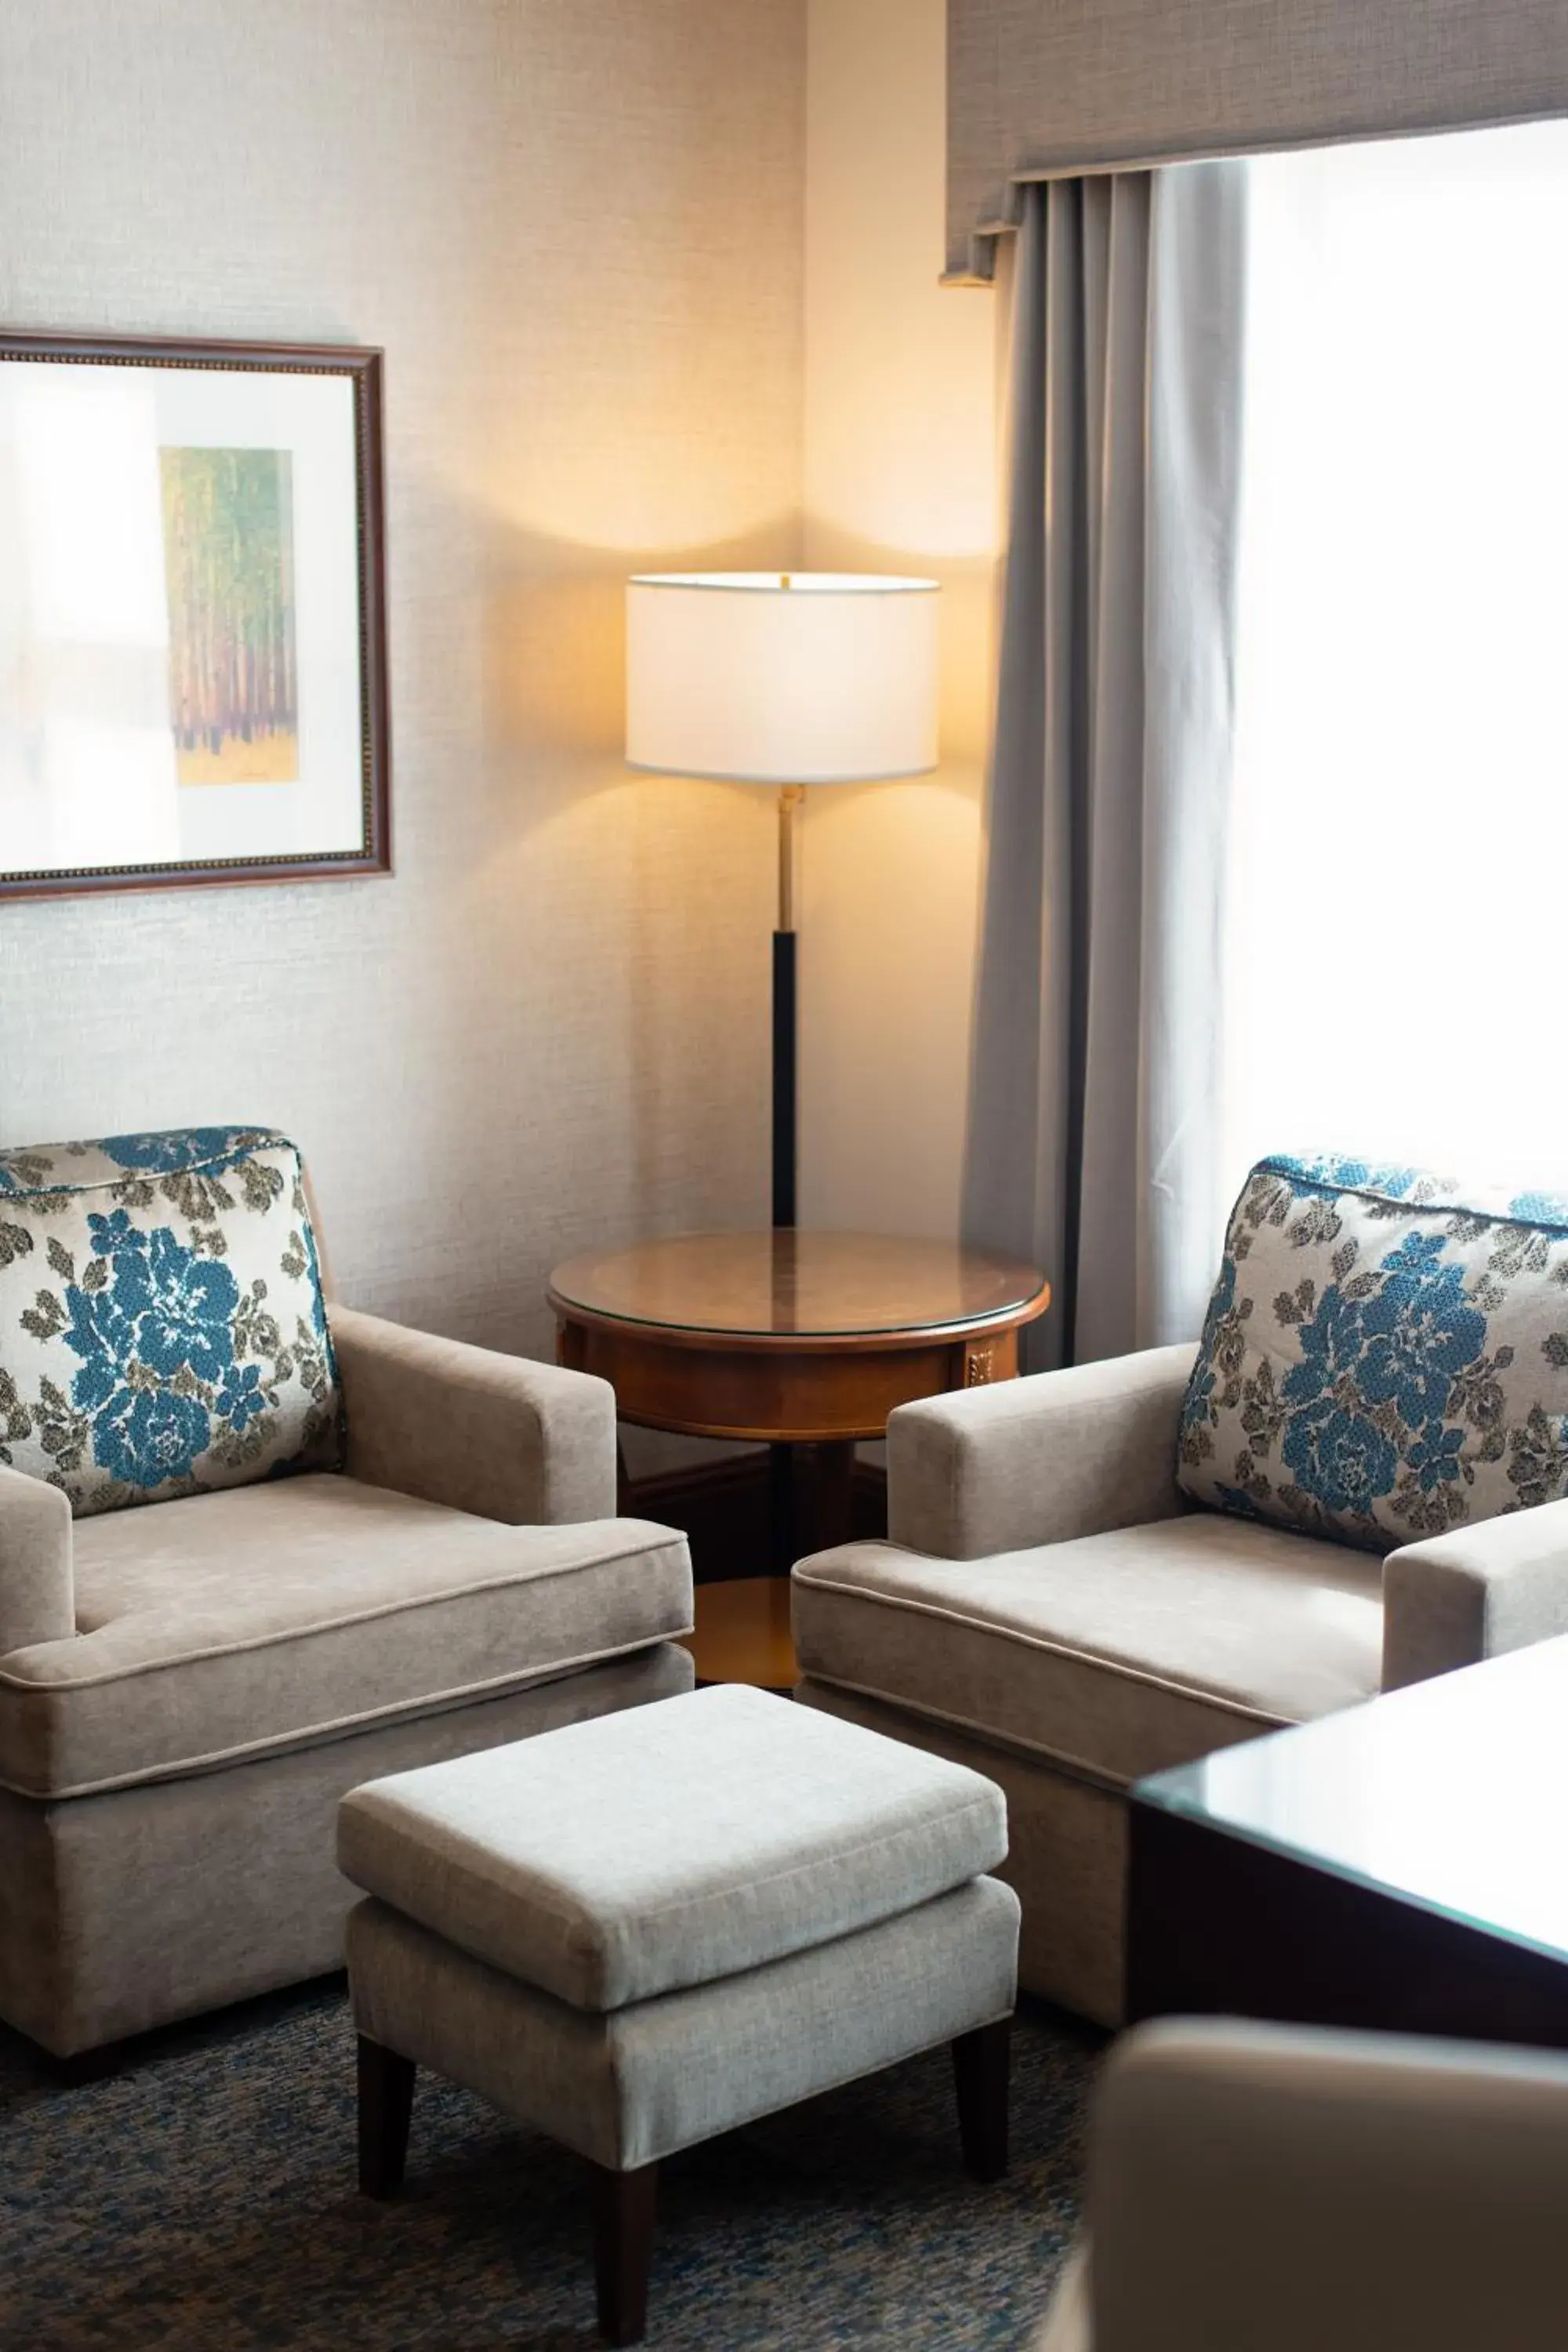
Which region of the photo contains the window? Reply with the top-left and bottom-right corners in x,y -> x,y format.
1222,122 -> 1568,1197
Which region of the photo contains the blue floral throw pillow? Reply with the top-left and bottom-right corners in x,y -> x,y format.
1178,1154 -> 1568,1552
0,1127 -> 342,1519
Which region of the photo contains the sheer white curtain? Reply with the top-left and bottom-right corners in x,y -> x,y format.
1224,122 -> 1568,1201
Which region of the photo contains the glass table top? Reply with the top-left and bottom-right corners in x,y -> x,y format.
548,1229 -> 1049,1341
1136,1632 -> 1568,1966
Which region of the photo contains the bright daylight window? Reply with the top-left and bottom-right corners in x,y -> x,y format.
1222,120 -> 1568,1199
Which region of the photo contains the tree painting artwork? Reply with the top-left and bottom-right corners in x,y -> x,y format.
159,447 -> 299,786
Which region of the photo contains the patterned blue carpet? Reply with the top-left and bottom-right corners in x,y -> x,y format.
0,1980 -> 1099,2350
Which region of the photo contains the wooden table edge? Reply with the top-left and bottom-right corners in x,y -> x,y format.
545,1276 -> 1051,1356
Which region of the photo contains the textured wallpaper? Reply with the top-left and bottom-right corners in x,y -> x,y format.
0,0 -> 804,1360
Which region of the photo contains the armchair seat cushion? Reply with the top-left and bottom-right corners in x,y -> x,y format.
0,1475 -> 690,1799
793,1514 -> 1384,1789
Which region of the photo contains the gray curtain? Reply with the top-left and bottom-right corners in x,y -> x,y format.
963,165 -> 1247,1370
946,0 -> 1568,281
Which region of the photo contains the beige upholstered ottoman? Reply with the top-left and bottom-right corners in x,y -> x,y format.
339,1683 -> 1020,2344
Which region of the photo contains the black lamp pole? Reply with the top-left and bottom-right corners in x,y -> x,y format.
771,783 -> 804,1229
769,782 -> 805,1567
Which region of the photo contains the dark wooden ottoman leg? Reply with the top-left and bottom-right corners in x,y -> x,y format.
953,2016 -> 1011,2183
590,2161 -> 659,2346
358,2035 -> 416,2199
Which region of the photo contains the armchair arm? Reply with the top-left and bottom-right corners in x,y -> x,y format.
330,1306 -> 618,1526
1047,2017 -> 1568,2352
1383,1497 -> 1568,1691
0,1465 -> 73,1657
887,1344 -> 1196,1560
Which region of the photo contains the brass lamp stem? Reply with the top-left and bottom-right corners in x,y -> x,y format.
777,783 -> 805,932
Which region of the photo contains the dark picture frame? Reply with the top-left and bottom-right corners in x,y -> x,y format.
0,329 -> 389,901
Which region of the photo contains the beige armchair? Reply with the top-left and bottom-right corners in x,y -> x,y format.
1037,2017 -> 1568,2350
0,1305 -> 693,2060
792,1345 -> 1568,2023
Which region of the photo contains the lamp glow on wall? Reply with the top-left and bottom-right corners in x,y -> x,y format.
626,572 -> 940,1228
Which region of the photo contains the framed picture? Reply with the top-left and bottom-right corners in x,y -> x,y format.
0,330 -> 389,900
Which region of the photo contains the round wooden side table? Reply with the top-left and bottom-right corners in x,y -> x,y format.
548,1230 -> 1050,1690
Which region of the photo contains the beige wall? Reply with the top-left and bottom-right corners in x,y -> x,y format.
0,0 -> 804,1361
800,0 -> 998,1239
0,0 -> 993,1397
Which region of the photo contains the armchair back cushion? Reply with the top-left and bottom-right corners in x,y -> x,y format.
0,1127 -> 340,1519
1178,1154 -> 1568,1552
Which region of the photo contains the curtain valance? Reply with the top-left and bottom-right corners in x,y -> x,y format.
947,0 -> 1568,280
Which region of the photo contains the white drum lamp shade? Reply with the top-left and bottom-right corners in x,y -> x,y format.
625,572 -> 940,785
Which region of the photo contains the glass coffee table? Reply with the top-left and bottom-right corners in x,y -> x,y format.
548,1229 -> 1050,1690
1127,1631 -> 1568,2049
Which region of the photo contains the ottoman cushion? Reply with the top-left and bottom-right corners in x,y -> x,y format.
338,1682 -> 1007,2012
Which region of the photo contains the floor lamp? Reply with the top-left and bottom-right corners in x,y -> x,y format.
624,571 -> 939,1228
